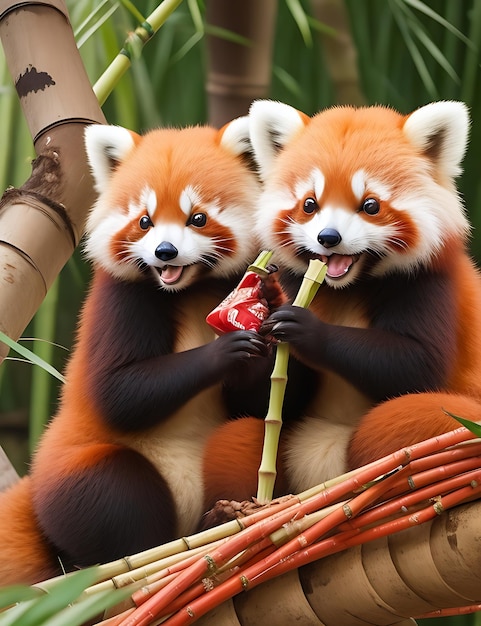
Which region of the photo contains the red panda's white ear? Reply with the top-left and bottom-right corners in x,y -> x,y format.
403,101 -> 470,179
249,100 -> 308,181
219,115 -> 250,155
84,124 -> 139,192
218,115 -> 256,172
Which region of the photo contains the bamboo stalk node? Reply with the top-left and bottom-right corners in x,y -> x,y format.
0,0 -> 69,22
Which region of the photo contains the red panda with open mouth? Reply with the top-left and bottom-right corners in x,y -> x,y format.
202,99 -> 481,509
84,123 -> 258,292
0,119 -> 274,586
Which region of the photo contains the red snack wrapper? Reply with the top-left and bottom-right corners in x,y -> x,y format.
206,271 -> 270,334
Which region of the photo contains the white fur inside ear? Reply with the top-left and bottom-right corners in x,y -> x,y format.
220,115 -> 252,157
249,100 -> 306,180
84,124 -> 136,192
403,101 -> 470,178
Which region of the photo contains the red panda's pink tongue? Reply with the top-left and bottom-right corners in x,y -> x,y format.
325,254 -> 353,278
160,266 -> 184,285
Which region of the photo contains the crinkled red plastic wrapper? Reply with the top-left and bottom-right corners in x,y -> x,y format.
206,271 -> 270,334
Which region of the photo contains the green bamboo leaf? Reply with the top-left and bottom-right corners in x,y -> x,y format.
390,0 -> 438,99
204,24 -> 251,47
41,588 -> 130,626
187,0 -> 204,34
272,65 -> 302,99
0,569 -> 98,626
75,3 -> 119,49
306,15 -> 336,38
0,331 -> 65,384
169,31 -> 204,65
460,0 -> 481,106
118,0 -> 145,24
402,0 -> 473,48
407,17 -> 460,84
445,411 -> 481,438
0,586 -> 42,611
285,0 -> 312,47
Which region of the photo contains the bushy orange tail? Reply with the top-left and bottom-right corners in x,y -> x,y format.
0,477 -> 61,586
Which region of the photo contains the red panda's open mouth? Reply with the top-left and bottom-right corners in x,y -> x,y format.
321,253 -> 360,279
156,265 -> 184,285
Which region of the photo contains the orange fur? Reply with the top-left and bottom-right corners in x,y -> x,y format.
0,479 -> 59,584
203,417 -> 288,511
348,393 -> 481,469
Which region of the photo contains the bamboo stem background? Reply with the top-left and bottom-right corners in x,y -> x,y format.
0,0 -> 105,362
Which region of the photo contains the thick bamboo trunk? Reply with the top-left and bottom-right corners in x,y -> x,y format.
0,0 -> 105,362
205,0 -> 277,127
310,0 -> 365,105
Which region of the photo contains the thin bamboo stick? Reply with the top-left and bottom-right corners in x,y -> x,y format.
257,259 -> 327,503
93,0 -> 184,105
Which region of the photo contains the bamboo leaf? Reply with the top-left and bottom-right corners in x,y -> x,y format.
402,0 -> 473,48
407,17 -> 460,84
0,331 -> 65,383
445,411 -> 481,438
389,0 -> 438,99
0,569 -> 97,626
75,3 -> 119,50
203,24 -> 251,47
285,0 -> 313,47
118,0 -> 146,24
272,65 -> 302,99
0,586 -> 42,611
187,0 -> 204,34
41,588 -> 130,626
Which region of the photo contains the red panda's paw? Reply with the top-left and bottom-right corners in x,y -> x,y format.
200,499 -> 255,530
347,392 -> 481,470
261,265 -> 289,310
200,494 -> 297,531
207,330 -> 269,370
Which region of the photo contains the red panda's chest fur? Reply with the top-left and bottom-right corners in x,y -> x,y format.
299,285 -> 372,425
117,288 -> 225,453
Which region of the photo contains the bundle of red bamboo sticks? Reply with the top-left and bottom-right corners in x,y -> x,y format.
53,424 -> 481,626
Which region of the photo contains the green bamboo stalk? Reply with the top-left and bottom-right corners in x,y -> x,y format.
257,259 -> 327,504
247,249 -> 273,276
28,277 -> 61,454
93,0 -> 185,106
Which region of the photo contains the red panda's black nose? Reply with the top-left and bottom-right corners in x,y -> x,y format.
318,228 -> 342,248
155,241 -> 178,261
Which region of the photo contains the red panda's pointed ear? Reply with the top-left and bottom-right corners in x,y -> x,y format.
218,115 -> 258,175
249,100 -> 309,181
84,124 -> 140,193
403,101 -> 470,180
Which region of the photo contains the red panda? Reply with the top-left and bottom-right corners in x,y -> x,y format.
202,100 -> 481,508
0,119 -> 273,585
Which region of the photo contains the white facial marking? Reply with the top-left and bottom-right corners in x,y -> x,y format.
351,170 -> 365,202
180,185 -> 202,217
145,188 -> 157,217
313,168 -> 325,199
352,169 -> 392,203
294,168 -> 325,202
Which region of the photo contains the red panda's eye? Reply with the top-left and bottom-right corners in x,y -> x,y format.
303,197 -> 318,214
139,215 -> 153,230
361,198 -> 380,215
189,213 -> 207,228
